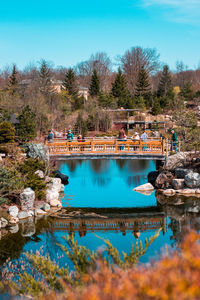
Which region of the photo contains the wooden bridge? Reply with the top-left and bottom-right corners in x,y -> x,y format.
52,215 -> 166,235
46,138 -> 165,160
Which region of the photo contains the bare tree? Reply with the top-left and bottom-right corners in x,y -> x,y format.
75,52 -> 112,91
120,46 -> 160,93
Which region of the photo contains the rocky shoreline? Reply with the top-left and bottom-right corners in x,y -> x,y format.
134,152 -> 200,199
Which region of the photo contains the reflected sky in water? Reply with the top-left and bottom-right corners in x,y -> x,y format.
58,159 -> 157,208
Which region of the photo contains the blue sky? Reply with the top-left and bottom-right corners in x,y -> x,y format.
0,0 -> 200,70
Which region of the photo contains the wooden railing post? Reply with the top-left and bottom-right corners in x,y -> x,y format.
91,141 -> 93,153
162,138 -> 165,155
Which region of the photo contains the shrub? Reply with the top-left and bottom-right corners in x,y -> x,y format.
0,121 -> 15,144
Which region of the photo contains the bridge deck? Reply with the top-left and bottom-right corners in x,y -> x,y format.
47,139 -> 165,159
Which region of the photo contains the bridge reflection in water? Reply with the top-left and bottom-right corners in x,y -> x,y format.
52,207 -> 167,238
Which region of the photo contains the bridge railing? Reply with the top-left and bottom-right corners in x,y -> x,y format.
46,138 -> 165,155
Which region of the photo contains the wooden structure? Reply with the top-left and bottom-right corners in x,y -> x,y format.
46,138 -> 165,159
52,215 -> 166,235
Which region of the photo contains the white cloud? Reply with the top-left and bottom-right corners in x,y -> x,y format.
140,0 -> 200,24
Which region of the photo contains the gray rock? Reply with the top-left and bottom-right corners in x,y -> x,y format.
46,190 -> 59,203
155,172 -> 174,189
9,217 -> 19,224
163,189 -> 176,196
26,143 -> 49,161
165,152 -> 187,170
35,208 -> 47,215
175,168 -> 191,179
8,206 -> 19,218
34,170 -> 45,178
187,206 -> 200,213
133,183 -> 154,192
43,203 -> 50,212
20,188 -> 35,211
185,172 -> 200,188
1,217 -> 8,228
9,224 -> 19,234
18,211 -> 30,220
60,184 -> 65,192
172,179 -> 185,190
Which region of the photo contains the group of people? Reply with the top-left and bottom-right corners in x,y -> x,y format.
117,128 -> 148,142
47,129 -> 85,143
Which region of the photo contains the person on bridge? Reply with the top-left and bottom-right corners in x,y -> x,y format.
66,129 -> 74,141
171,129 -> 178,152
118,128 -> 127,150
141,130 -> 148,150
47,130 -> 54,143
132,132 -> 140,141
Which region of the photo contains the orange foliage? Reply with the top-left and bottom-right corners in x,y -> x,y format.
42,232 -> 200,300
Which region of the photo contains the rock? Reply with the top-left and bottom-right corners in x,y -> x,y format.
172,179 -> 185,190
175,168 -> 191,179
155,172 -> 174,189
165,152 -> 187,170
43,203 -> 50,212
27,210 -> 34,217
46,190 -> 59,203
147,171 -> 159,186
34,170 -> 45,178
185,172 -> 200,188
9,224 -> 19,234
133,183 -> 154,192
18,211 -> 30,220
47,178 -> 62,192
8,206 -> 19,218
177,189 -> 196,195
9,217 -> 19,224
21,219 -> 35,237
50,199 -> 62,207
20,188 -> 35,211
187,206 -> 200,213
163,189 -> 176,196
35,208 -> 47,215
52,170 -> 69,185
25,143 -> 49,161
60,184 -> 65,192
195,189 -> 200,194
1,217 -> 8,228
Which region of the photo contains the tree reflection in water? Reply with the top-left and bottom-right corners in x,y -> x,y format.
89,159 -> 110,174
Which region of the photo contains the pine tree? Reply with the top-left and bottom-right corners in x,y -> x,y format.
157,65 -> 172,98
0,121 -> 15,144
135,66 -> 151,99
152,97 -> 161,115
39,60 -> 53,94
8,64 -> 18,94
89,69 -> 100,97
111,68 -> 129,98
63,68 -> 78,97
16,105 -> 37,142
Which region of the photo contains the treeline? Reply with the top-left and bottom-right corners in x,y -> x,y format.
0,46 -> 200,137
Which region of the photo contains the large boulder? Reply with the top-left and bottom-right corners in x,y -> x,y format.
1,217 -> 8,228
185,172 -> 200,188
46,177 -> 62,203
133,183 -> 154,192
8,206 -> 19,218
147,171 -> 159,186
52,170 -> 69,185
155,172 -> 174,189
175,168 -> 191,179
25,143 -> 49,162
20,188 -> 35,211
165,152 -> 187,171
172,179 -> 185,190
46,190 -> 59,203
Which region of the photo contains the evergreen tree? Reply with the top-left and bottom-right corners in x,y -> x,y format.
17,105 -> 37,142
89,69 -> 100,97
111,68 -> 129,98
180,82 -> 194,101
134,96 -> 146,111
157,65 -> 172,98
0,121 -> 15,144
98,92 -> 117,108
135,66 -> 151,99
152,97 -> 161,115
63,68 -> 78,97
8,64 -> 18,94
39,60 -> 53,94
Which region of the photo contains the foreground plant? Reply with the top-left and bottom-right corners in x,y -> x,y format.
0,229 -> 161,297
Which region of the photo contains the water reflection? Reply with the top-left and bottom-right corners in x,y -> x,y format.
89,159 -> 110,174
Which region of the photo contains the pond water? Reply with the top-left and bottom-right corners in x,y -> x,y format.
0,159 -> 199,272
